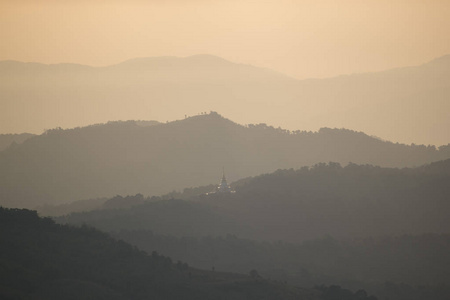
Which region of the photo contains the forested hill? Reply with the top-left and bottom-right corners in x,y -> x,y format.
1,112 -> 449,208
57,159 -> 450,242
1,207 -> 348,300
203,159 -> 450,242
112,231 -> 450,300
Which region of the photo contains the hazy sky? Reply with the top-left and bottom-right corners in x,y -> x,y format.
1,0 -> 450,79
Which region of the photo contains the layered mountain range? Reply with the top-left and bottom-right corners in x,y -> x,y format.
1,54 -> 449,145
54,160 -> 450,299
2,207 -> 338,300
1,113 -> 449,208
2,52 -> 449,300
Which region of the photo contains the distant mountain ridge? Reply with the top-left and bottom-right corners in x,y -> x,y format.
113,54 -> 243,68
1,54 -> 449,145
1,112 -> 449,209
1,54 -> 293,83
3,53 -> 448,78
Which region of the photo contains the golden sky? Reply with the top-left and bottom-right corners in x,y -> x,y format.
1,0 -> 450,79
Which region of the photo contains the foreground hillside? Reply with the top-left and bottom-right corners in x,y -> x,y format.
111,232 -> 450,300
1,113 -> 449,208
1,207 -> 346,300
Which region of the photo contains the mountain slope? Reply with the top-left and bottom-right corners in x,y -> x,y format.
56,199 -> 249,238
1,113 -> 449,208
1,54 -> 449,145
57,159 -> 450,242
110,231 -> 450,289
288,54 -> 450,146
207,159 -> 450,241
0,207 -> 326,300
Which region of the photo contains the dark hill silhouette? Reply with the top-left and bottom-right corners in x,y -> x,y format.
111,231 -> 450,300
1,113 -> 449,208
0,207 -> 330,300
1,54 -> 449,145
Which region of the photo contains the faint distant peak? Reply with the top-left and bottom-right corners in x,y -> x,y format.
0,60 -> 44,70
107,54 -> 295,81
118,56 -> 177,64
0,60 -> 93,72
184,54 -> 233,64
0,60 -> 25,65
0,55 -> 295,80
114,54 -> 234,68
426,54 -> 450,65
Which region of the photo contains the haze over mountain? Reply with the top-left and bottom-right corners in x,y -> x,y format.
1,54 -> 449,145
1,113 -> 449,209
3,2 -> 449,299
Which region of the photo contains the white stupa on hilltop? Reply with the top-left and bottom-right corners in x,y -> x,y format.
207,168 -> 235,194
217,168 -> 232,193
205,168 -> 235,195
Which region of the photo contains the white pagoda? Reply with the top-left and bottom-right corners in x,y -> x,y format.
216,168 -> 233,193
